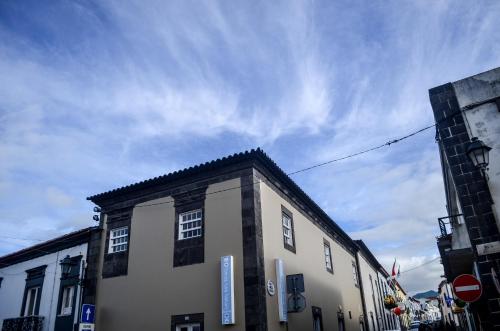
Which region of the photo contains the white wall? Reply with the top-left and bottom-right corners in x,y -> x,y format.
453,68 -> 500,227
357,253 -> 383,331
0,243 -> 87,331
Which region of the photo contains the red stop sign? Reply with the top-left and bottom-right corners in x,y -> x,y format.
452,274 -> 482,302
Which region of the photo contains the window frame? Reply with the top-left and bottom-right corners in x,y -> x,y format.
24,286 -> 40,316
323,239 -> 333,273
281,206 -> 296,253
352,261 -> 359,287
59,285 -> 75,315
108,226 -> 129,254
312,306 -> 324,331
178,209 -> 203,241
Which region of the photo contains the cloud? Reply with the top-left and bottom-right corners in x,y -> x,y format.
1,0 -> 499,294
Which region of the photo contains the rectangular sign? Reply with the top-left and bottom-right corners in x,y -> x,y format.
275,259 -> 287,322
221,255 -> 235,325
477,241 -> 500,256
78,323 -> 94,331
286,274 -> 305,293
81,304 -> 95,324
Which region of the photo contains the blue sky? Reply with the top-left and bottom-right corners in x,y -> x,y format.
1,0 -> 499,293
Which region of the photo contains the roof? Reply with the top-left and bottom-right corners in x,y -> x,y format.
87,148 -> 356,249
0,227 -> 97,268
355,239 -> 384,271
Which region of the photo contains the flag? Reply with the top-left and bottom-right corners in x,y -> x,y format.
391,259 -> 397,278
397,265 -> 401,278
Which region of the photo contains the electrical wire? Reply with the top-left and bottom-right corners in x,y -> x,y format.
399,257 -> 441,275
0,111 -> 461,263
135,122 -> 439,209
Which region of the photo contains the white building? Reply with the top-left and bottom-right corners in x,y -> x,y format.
430,67 -> 500,328
0,228 -> 95,331
356,240 -> 401,331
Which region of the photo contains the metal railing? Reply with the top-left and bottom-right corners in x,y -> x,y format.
438,214 -> 463,237
1,316 -> 44,331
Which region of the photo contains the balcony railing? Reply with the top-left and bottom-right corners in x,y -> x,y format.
1,316 -> 44,331
438,214 -> 463,237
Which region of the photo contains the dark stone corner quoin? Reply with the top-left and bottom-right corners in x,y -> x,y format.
85,148 -> 362,329
429,81 -> 500,325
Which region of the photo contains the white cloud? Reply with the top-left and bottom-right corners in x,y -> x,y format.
1,0 -> 499,295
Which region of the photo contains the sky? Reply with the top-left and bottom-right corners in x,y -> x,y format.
1,0 -> 499,294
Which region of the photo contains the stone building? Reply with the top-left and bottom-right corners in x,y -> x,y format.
429,67 -> 500,329
0,228 -> 96,331
85,149 -> 378,331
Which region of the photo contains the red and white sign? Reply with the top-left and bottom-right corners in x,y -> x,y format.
452,274 -> 482,302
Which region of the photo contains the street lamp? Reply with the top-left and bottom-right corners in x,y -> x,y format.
60,255 -> 74,278
466,137 -> 491,175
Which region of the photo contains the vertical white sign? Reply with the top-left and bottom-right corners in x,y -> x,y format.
221,255 -> 235,325
275,259 -> 288,322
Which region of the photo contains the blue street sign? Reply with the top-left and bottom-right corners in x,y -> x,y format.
81,304 -> 95,323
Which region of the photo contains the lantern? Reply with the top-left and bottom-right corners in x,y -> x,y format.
59,255 -> 73,278
466,137 -> 491,172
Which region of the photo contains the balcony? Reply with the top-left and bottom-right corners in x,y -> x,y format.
436,215 -> 473,282
1,316 -> 44,331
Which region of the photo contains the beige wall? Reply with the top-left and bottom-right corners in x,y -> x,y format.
260,182 -> 364,331
95,178 -> 246,331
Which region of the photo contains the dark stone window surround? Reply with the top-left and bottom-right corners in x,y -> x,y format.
171,313 -> 204,331
253,169 -> 357,257
102,208 -> 133,278
173,186 -> 207,268
20,265 -> 47,317
281,205 -> 296,253
55,255 -> 82,331
87,155 -> 361,331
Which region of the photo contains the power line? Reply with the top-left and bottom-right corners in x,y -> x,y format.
136,122 -> 438,209
287,124 -> 436,175
399,257 -> 441,275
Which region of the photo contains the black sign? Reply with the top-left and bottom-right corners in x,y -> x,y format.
286,274 -> 305,293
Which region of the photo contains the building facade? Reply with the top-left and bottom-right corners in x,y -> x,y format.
0,228 -> 96,331
355,240 -> 392,331
437,280 -> 466,329
429,67 -> 500,329
84,149 -> 400,331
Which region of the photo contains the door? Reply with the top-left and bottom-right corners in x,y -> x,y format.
175,323 -> 201,331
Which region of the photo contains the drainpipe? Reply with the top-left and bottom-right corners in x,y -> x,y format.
355,249 -> 370,330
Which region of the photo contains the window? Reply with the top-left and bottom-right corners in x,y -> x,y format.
178,209 -> 203,240
352,262 -> 359,286
21,265 -> 45,317
60,285 -> 75,315
281,207 -> 295,252
312,307 -> 323,331
176,324 -> 200,331
324,240 -> 333,273
24,287 -> 40,316
109,226 -> 128,253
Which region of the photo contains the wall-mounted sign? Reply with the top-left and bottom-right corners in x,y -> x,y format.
477,241 -> 500,256
452,274 -> 482,303
275,259 -> 287,322
81,304 -> 95,324
221,256 -> 235,325
286,274 -> 305,293
267,280 -> 275,296
78,324 -> 94,331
